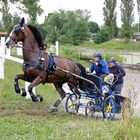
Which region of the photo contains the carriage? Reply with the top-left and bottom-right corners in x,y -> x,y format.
64,72 -> 127,120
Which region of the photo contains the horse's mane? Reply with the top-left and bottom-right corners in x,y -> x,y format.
27,25 -> 44,49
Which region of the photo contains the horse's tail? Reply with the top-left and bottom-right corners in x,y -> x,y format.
75,63 -> 87,90
75,63 -> 86,78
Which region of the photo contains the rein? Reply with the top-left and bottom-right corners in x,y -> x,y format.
56,66 -> 102,95
14,44 -> 49,54
14,44 -> 76,62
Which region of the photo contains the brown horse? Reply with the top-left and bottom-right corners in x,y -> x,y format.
5,18 -> 81,112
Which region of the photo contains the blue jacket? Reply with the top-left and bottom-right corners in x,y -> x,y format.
109,64 -> 126,83
90,59 -> 109,76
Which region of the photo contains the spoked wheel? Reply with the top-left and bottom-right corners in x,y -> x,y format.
103,96 -> 116,120
65,94 -> 78,114
85,100 -> 95,117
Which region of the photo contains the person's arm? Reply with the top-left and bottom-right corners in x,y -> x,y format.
117,65 -> 126,78
90,64 -> 95,72
98,61 -> 102,67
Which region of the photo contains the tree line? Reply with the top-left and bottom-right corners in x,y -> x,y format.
0,0 -> 139,44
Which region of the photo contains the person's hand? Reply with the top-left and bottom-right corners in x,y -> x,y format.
89,59 -> 94,63
89,59 -> 97,63
95,62 -> 98,65
86,68 -> 91,73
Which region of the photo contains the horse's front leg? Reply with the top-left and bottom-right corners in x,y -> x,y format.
28,76 -> 43,102
14,74 -> 28,96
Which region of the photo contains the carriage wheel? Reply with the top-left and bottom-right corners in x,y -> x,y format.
85,101 -> 95,117
103,96 -> 116,120
65,94 -> 78,114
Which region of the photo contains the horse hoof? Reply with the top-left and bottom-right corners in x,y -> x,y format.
32,97 -> 38,102
15,87 -> 20,94
75,104 -> 80,113
21,89 -> 27,97
37,95 -> 43,102
50,108 -> 58,113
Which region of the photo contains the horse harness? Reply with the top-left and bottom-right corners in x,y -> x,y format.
22,50 -> 57,82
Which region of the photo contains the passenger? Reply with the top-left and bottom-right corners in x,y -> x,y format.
108,57 -> 126,94
90,52 -> 109,78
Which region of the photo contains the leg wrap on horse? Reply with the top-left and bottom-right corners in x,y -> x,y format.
14,75 -> 20,93
53,99 -> 62,108
21,89 -> 27,97
28,84 -> 38,102
14,75 -> 19,83
28,84 -> 33,93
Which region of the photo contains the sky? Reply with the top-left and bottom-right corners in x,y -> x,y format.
38,0 -> 139,27
0,0 -> 139,27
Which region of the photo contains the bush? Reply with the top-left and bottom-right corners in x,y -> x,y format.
94,27 -> 111,44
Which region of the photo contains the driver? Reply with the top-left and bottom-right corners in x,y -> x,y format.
90,52 -> 109,78
108,57 -> 126,94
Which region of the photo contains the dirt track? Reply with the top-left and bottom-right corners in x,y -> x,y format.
122,69 -> 140,117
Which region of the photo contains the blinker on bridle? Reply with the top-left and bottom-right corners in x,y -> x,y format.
9,24 -> 24,44
14,24 -> 23,36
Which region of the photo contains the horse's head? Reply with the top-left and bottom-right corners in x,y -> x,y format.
5,17 -> 25,48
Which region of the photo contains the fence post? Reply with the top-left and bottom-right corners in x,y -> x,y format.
0,37 -> 5,79
55,41 -> 59,56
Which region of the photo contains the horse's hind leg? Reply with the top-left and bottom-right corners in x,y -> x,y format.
67,79 -> 81,112
50,84 -> 66,113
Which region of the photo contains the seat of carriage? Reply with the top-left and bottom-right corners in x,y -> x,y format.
78,74 -> 101,91
75,63 -> 99,93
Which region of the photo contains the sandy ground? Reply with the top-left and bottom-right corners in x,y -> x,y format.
122,69 -> 140,117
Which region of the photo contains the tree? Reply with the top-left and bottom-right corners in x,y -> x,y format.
42,10 -> 66,44
61,10 -> 90,44
137,0 -> 140,16
103,0 -> 117,37
0,0 -> 20,32
137,0 -> 140,32
72,20 -> 89,45
0,0 -> 43,26
0,0 -> 11,31
43,10 -> 90,45
120,0 -> 134,39
94,26 -> 111,44
17,0 -> 43,24
88,21 -> 100,34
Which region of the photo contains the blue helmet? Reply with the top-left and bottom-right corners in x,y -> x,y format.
108,57 -> 117,63
93,52 -> 102,59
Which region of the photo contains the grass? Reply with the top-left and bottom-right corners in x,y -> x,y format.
59,39 -> 140,52
0,48 -> 140,139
